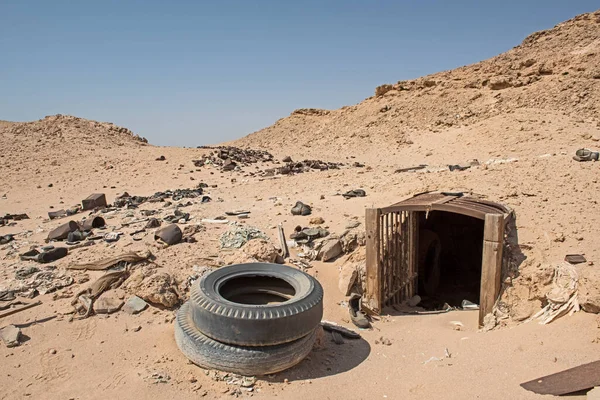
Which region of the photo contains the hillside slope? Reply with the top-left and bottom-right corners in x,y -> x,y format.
233,10 -> 600,159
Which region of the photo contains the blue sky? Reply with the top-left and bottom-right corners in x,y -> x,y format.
1,1 -> 597,146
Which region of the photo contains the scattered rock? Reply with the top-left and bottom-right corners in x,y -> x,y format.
0,325 -> 21,348
319,240 -> 343,262
310,217 -> 325,225
123,295 -> 148,314
94,293 -> 124,314
133,326 -> 142,332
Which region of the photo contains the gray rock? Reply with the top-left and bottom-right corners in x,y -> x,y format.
581,294 -> 600,314
123,295 -> 148,314
0,325 -> 21,348
94,295 -> 124,314
320,240 -> 343,262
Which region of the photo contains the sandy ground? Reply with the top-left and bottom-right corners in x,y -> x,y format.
1,140 -> 599,399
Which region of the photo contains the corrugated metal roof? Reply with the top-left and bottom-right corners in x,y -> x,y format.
380,192 -> 509,220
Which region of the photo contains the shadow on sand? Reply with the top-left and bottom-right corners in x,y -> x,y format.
265,331 -> 371,383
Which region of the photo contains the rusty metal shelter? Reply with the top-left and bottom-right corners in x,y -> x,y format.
364,192 -> 512,325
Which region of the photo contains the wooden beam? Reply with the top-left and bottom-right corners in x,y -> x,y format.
365,208 -> 382,313
479,213 -> 504,326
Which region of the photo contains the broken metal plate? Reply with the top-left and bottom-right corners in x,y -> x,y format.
565,254 -> 587,264
520,360 -> 600,396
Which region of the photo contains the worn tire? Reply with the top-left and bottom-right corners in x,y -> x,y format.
174,302 -> 317,375
189,263 -> 323,346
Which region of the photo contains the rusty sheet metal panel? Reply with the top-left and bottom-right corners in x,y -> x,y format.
381,192 -> 508,220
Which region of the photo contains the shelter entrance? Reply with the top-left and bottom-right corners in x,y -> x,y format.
365,192 -> 510,326
417,211 -> 484,310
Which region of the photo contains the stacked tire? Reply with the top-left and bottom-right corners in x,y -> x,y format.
174,263 -> 324,376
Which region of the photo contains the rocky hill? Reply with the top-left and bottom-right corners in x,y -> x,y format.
232,10 -> 600,158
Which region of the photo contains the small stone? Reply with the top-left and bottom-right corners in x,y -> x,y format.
241,376 -> 256,388
189,376 -> 197,383
284,379 -> 289,384
49,349 -> 57,355
309,217 -> 325,225
123,296 -> 148,315
0,325 -> 21,348
133,326 -> 142,332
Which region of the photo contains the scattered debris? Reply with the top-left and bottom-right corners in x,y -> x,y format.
0,301 -> 42,319
68,250 -> 152,271
348,293 -> 370,329
320,321 -> 361,339
529,262 -> 579,324
47,221 -> 80,241
220,225 -> 269,249
290,226 -> 329,243
194,146 -> 274,171
277,224 -> 289,259
20,247 -> 68,263
291,201 -> 312,216
72,269 -> 129,318
520,360 -> 600,396
154,224 -> 183,246
82,193 -> 107,211
0,233 -> 15,245
342,189 -> 366,199
573,148 -> 599,162
104,232 -> 122,243
565,254 -> 587,264
15,266 -> 40,280
48,209 -> 67,220
395,164 -> 427,173
461,299 -> 479,310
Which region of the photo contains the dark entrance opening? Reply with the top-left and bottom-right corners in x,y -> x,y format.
417,211 -> 484,309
